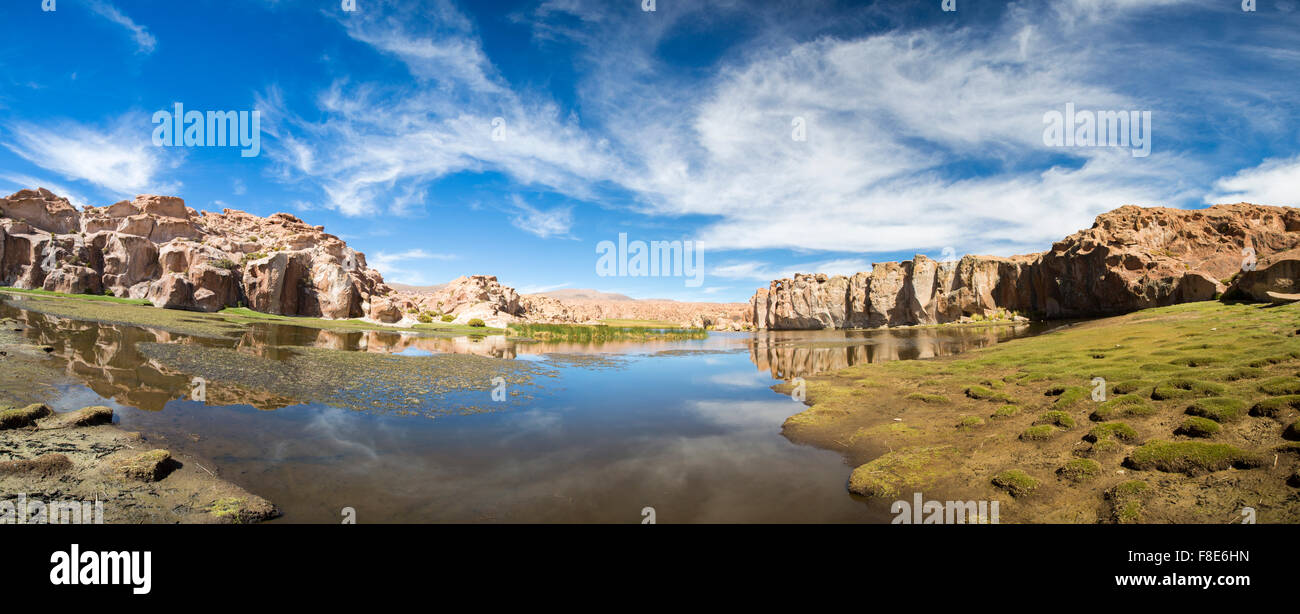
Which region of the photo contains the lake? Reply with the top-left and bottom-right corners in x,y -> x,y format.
0,295 -> 1063,523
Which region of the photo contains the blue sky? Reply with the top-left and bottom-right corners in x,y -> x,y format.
1,0 -> 1299,302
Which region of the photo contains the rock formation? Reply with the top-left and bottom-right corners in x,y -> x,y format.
0,188 -> 390,317
369,275 -> 523,328
751,203 -> 1300,329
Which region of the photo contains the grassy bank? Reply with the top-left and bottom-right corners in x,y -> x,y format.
508,322 -> 708,342
0,288 -> 504,337
780,300 -> 1300,523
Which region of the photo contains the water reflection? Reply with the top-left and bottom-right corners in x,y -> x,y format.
0,295 -> 1063,523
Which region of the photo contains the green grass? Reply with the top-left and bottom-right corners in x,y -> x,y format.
1,286 -> 150,306
222,307 -> 506,335
1034,410 -> 1076,429
1086,421 -> 1140,444
507,322 -> 707,342
956,416 -> 986,430
991,405 -> 1019,419
1019,424 -> 1058,441
1175,416 -> 1221,438
1125,440 -> 1266,475
1057,459 -> 1101,482
905,392 -> 951,404
1090,394 -> 1156,421
1184,397 -> 1248,423
1250,395 -> 1300,418
1151,377 -> 1228,400
965,385 -> 1014,403
1258,376 -> 1300,396
991,469 -> 1039,497
600,318 -> 686,328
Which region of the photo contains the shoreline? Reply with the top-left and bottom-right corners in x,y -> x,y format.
775,299 -> 1300,523
0,325 -> 279,524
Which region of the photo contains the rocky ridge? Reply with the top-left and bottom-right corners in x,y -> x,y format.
751,203 -> 1300,330
1,188 -> 390,318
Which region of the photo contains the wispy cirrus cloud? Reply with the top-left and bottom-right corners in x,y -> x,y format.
86,0 -> 157,54
2,114 -> 175,197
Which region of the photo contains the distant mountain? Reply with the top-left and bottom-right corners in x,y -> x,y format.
532,288 -> 635,301
388,282 -> 448,293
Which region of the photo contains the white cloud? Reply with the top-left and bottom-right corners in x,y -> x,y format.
369,248 -> 459,286
516,282 -> 571,294
0,174 -> 93,209
2,114 -> 176,197
86,0 -> 157,54
505,195 -> 574,239
1206,156 -> 1300,207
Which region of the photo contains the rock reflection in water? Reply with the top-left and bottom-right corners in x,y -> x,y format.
747,323 -> 1060,380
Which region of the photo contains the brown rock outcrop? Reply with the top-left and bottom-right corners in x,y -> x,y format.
751,203 -> 1300,329
0,189 -> 389,317
1228,247 -> 1300,303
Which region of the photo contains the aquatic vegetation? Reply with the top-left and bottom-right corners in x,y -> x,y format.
508,322 -> 707,342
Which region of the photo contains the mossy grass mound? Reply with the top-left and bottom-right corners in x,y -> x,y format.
991,405 -> 1019,419
1250,395 -> 1300,419
956,416 -> 985,430
1086,422 -> 1140,444
1209,367 -> 1266,382
1168,355 -> 1226,367
1125,440 -> 1266,475
1259,376 -> 1300,396
0,403 -> 51,429
1111,379 -> 1155,395
847,446 -> 954,498
1175,416 -> 1221,438
1284,420 -> 1300,441
1019,424 -> 1058,441
1049,386 -> 1088,408
1151,378 -> 1227,401
1089,394 -> 1156,421
1104,480 -> 1152,524
906,392 -> 950,404
1034,410 -> 1076,429
1185,397 -> 1249,423
1056,459 -> 1101,483
991,469 -> 1039,497
965,385 -> 1014,403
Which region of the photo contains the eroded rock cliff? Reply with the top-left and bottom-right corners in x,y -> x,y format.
0,188 -> 389,317
751,203 -> 1300,329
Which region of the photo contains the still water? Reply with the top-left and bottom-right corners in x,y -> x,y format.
1,296 -> 1061,523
